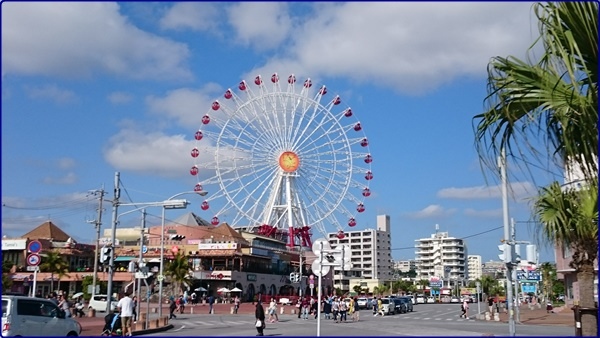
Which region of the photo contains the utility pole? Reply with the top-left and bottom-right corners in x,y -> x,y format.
90,187 -> 105,297
499,149 -> 516,336
298,248 -> 303,298
106,172 -> 120,313
136,209 -> 146,321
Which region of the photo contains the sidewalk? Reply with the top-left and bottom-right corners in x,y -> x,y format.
477,304 -> 574,327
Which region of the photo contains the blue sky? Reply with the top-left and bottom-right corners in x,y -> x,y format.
1,2 -> 564,264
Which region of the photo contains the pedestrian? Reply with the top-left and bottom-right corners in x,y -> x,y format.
296,298 -> 302,319
117,293 -> 134,337
311,298 -> 318,319
73,297 -> 85,318
131,296 -> 137,323
339,299 -> 348,322
191,292 -> 197,306
353,297 -> 360,322
255,300 -> 266,336
301,297 -> 310,320
57,294 -> 72,318
169,297 -> 177,319
234,296 -> 240,314
208,295 -> 215,314
323,297 -> 332,319
372,298 -> 377,316
376,298 -> 383,317
268,299 -> 278,323
332,297 -> 340,322
348,298 -> 356,321
178,295 -> 185,314
460,299 -> 469,318
487,297 -> 495,315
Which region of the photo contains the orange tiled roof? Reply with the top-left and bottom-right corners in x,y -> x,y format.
22,221 -> 72,242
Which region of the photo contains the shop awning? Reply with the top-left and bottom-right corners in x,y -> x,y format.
114,256 -> 136,262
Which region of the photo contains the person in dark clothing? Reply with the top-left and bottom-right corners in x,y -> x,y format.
169,297 -> 177,319
255,301 -> 266,336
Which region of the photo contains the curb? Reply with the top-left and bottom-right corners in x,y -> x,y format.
131,324 -> 174,336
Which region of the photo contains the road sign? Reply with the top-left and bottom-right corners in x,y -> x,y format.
28,240 -> 42,254
527,270 -> 541,281
309,274 -> 314,280
135,272 -> 153,279
26,266 -> 39,272
142,245 -> 148,254
516,270 -> 527,280
27,253 -> 41,266
157,274 -> 164,282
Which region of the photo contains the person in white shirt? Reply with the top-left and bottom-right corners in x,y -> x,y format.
117,294 -> 134,336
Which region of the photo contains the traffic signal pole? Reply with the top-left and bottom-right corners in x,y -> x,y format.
106,172 -> 120,313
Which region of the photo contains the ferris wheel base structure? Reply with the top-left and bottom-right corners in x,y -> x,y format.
189,73 -> 373,246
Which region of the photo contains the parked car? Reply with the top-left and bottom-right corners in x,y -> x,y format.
416,294 -> 426,304
2,295 -> 82,336
426,296 -> 436,304
398,297 -> 414,312
356,297 -> 369,309
450,297 -> 461,303
390,298 -> 406,314
378,298 -> 394,315
88,295 -> 118,312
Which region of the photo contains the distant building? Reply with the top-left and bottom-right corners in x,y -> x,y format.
467,255 -> 482,281
393,259 -> 416,273
327,214 -> 393,294
481,260 -> 506,278
414,227 -> 468,282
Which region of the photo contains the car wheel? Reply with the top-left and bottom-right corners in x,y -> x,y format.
66,332 -> 79,336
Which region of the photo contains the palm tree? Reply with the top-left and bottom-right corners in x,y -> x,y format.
539,262 -> 556,301
478,275 -> 498,298
39,251 -> 69,293
474,2 -> 597,183
417,279 -> 429,294
534,181 -> 597,335
2,261 -> 14,290
164,252 -> 193,295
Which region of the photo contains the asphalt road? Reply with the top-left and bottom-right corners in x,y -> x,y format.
143,303 -> 574,336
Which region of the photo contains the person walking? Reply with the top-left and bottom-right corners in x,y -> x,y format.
296,298 -> 302,319
255,301 -> 266,336
460,298 -> 469,319
331,297 -> 340,323
372,298 -> 377,316
191,292 -> 197,306
234,296 -> 240,314
353,297 -> 360,322
301,297 -> 310,320
117,293 -> 134,337
131,296 -> 138,323
323,297 -> 332,319
169,297 -> 177,319
268,299 -> 278,323
57,294 -> 72,318
208,295 -> 215,314
339,299 -> 348,322
488,297 -> 495,315
348,298 -> 356,321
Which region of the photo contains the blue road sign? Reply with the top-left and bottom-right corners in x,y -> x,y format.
28,240 -> 42,253
516,270 -> 527,280
527,270 -> 541,281
142,245 -> 148,254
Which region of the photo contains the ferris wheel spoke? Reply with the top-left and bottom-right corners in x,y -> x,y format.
292,109 -> 347,152
226,167 -> 280,223
297,135 -> 349,159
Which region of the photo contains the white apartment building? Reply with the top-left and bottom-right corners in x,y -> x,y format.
327,214 -> 393,293
415,229 -> 468,281
467,255 -> 482,281
393,259 -> 416,273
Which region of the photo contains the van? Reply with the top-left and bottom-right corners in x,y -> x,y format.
1,295 -> 82,336
88,295 -> 118,312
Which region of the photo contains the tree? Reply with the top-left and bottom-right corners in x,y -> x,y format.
39,251 -> 69,293
417,279 -> 429,293
534,181 -> 597,334
2,260 -> 14,291
353,285 -> 362,294
474,2 -> 597,184
478,275 -> 498,297
164,252 -> 194,295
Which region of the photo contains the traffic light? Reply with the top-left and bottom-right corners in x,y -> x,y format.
170,234 -> 186,241
100,246 -> 112,265
498,243 -> 511,263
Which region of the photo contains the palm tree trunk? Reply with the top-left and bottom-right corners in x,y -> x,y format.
50,273 -> 54,293
577,267 -> 597,336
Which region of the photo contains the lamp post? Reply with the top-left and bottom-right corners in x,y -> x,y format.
105,196 -> 190,313
158,191 -> 208,319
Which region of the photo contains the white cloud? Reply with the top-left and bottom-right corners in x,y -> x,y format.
247,2 -> 537,95
463,208 -> 502,218
43,172 -> 78,185
159,2 -> 220,31
24,84 -> 75,103
108,92 -> 133,104
437,181 -> 536,201
406,204 -> 456,219
57,158 -> 76,170
2,2 -> 192,81
226,2 -> 293,50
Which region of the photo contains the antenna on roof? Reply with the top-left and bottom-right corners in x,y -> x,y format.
435,223 -> 439,235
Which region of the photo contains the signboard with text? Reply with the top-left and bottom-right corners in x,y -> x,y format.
198,243 -> 238,250
2,239 -> 27,251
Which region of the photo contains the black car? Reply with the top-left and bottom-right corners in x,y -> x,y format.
391,298 -> 406,314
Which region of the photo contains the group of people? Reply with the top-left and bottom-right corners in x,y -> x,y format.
291,295 -> 360,322
44,292 -> 87,318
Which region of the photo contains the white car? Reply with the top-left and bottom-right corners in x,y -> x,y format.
88,295 -> 118,312
2,295 -> 82,336
427,296 -> 436,304
356,297 -> 369,309
450,297 -> 461,303
416,295 -> 426,304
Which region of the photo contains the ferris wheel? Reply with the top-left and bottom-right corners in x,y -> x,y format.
189,73 -> 373,248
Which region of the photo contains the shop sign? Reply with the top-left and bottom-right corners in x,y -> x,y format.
2,239 -> 27,251
247,274 -> 257,281
198,243 -> 238,250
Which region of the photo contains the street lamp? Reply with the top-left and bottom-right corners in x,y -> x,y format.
105,198 -> 190,313
158,190 -> 208,319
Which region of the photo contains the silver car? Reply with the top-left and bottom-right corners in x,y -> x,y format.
2,295 -> 82,336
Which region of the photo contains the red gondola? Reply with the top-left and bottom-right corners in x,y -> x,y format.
224,89 -> 233,99
357,203 -> 365,213
211,217 -> 219,225
255,75 -> 262,85
354,123 -> 362,131
304,79 -> 312,88
190,148 -> 199,158
288,75 -> 296,84
194,183 -> 203,192
360,138 -> 369,147
344,108 -> 352,117
190,166 -> 199,176
365,171 -> 373,180
211,101 -> 220,111
333,96 -> 341,105
202,115 -> 210,125
319,86 -> 327,95
336,230 -> 345,239
194,130 -> 203,141
348,218 -> 357,227
364,154 -> 373,163
239,81 -> 247,91
362,187 -> 371,197
271,73 -> 279,83
201,201 -> 209,210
